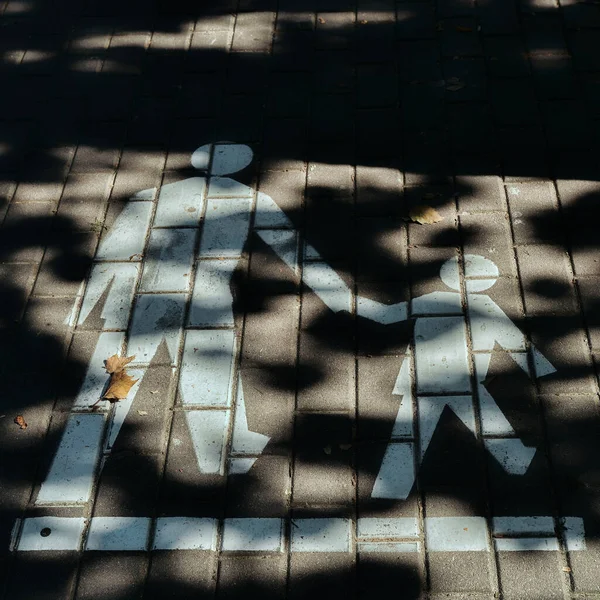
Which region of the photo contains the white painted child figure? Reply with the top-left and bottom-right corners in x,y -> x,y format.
356,254 -> 558,500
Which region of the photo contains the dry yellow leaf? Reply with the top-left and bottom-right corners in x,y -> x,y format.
103,370 -> 139,401
409,205 -> 444,224
105,354 -> 136,374
14,415 -> 27,430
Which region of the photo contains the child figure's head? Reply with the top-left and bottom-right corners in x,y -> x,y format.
191,142 -> 254,175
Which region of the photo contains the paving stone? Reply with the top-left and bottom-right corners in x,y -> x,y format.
187,30 -> 231,71
315,12 -> 354,50
231,11 -> 275,53
5,552 -> 79,600
313,53 -> 354,95
448,103 -> 496,153
357,64 -> 397,108
405,185 -> 458,248
403,130 -> 452,186
496,551 -> 564,599
289,553 -> 355,600
293,413 -> 354,507
75,553 -> 148,600
490,79 -> 540,126
456,174 -> 505,212
498,127 -> 549,182
484,36 -> 530,77
396,3 -> 436,40
356,21 -> 395,63
0,262 -> 37,324
310,95 -> 354,142
257,168 -> 305,222
569,30 -> 600,71
33,232 -> 95,297
531,55 -> 576,100
56,172 -> 112,231
441,18 -> 483,57
506,181 -> 565,245
428,552 -> 494,594
542,100 -> 594,150
460,212 -> 517,277
227,454 -> 291,517
543,392 -> 600,593
356,166 -> 403,216
516,245 -> 577,317
218,555 -> 287,600
443,57 -> 486,102
578,278 -> 600,351
358,552 -> 423,600
145,551 -> 217,600
401,82 -> 445,131
111,148 -> 165,201
397,40 -> 442,83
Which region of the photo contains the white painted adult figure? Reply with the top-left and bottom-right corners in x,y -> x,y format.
38,142 -> 372,504
355,254 -> 558,500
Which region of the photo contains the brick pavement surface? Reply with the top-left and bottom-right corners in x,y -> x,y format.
1,0 -> 600,598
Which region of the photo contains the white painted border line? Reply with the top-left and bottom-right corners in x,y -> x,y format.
12,517 -> 587,552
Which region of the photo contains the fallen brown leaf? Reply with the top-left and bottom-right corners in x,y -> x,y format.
409,205 -> 444,224
105,354 -> 136,374
318,16 -> 326,23
455,25 -> 473,32
14,415 -> 27,430
103,370 -> 139,401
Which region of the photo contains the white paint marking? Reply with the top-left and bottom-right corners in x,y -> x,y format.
211,144 -> 254,176
419,396 -> 476,460
96,202 -> 153,261
371,442 -> 415,500
77,264 -> 140,330
256,229 -> 299,275
414,317 -> 471,394
357,518 -> 418,539
73,332 -> 125,409
357,297 -> 407,324
485,439 -> 536,475
153,517 -> 217,550
18,517 -> 85,551
37,413 -> 106,504
184,410 -> 229,475
291,518 -> 351,552
467,294 -> 527,351
86,517 -> 151,551
358,542 -> 420,553
425,517 -> 489,552
128,293 -> 186,365
302,262 -> 352,314
199,198 -> 252,257
106,368 -> 144,449
532,346 -> 557,378
188,259 -> 238,327
562,517 -> 586,551
411,291 -> 462,316
493,516 -> 554,535
391,356 -> 414,437
139,229 -> 196,292
222,518 -> 283,552
231,376 -> 270,457
154,177 -> 206,228
179,330 -> 236,407
477,386 -> 515,437
228,457 -> 258,474
207,176 -> 254,199
254,191 -> 293,228
495,538 -> 559,552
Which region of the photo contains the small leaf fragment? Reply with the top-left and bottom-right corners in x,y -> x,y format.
318,16 -> 326,23
339,443 -> 352,450
137,410 -> 149,416
445,77 -> 465,91
323,445 -> 332,455
455,25 -> 473,32
105,354 -> 136,374
103,370 -> 139,401
409,205 -> 444,225
562,567 -> 571,573
14,415 -> 27,430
